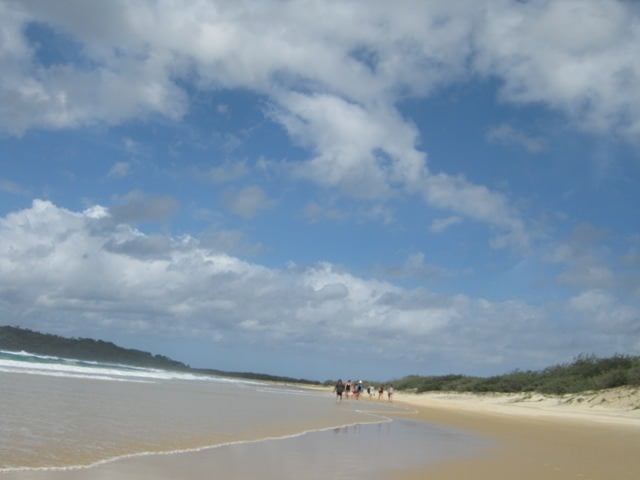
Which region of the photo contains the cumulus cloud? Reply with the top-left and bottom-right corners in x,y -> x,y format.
1,200 -> 638,371
1,0 -> 638,251
272,91 -> 528,246
271,92 -> 426,198
2,1 -> 637,137
474,0 -> 640,140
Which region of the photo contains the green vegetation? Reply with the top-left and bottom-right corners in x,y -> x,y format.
193,367 -> 320,385
0,325 -> 189,370
391,354 -> 640,395
0,325 -> 320,385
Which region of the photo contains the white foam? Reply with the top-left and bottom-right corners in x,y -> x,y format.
0,366 -> 154,383
1,350 -> 177,372
0,350 -> 64,361
255,386 -> 324,397
0,354 -> 265,386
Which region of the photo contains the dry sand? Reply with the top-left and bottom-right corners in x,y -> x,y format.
387,386 -> 640,480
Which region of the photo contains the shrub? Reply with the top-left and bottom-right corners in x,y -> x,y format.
392,354 -> 640,395
627,365 -> 640,386
593,369 -> 628,390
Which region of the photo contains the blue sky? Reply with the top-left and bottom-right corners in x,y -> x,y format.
1,0 -> 639,380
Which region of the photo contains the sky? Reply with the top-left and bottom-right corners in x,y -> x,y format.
1,0 -> 639,381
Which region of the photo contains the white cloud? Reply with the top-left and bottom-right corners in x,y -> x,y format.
569,289 -> 611,313
303,199 -> 394,225
386,252 -> 452,280
109,191 -> 178,224
123,137 -> 145,156
108,161 -> 131,178
568,289 -> 638,330
487,123 -> 546,153
558,265 -> 614,291
1,49 -> 187,134
1,200 -> 637,371
222,185 -> 275,218
271,92 -> 426,198
2,0 -> 637,138
474,0 -> 640,140
203,160 -> 248,184
430,216 -> 462,233
198,228 -> 266,257
1,0 -> 637,250
545,223 -> 616,290
272,91 -> 528,247
303,202 -> 349,223
422,172 -> 529,249
0,178 -> 29,195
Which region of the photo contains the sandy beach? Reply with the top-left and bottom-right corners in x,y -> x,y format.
386,386 -> 640,479
3,355 -> 639,480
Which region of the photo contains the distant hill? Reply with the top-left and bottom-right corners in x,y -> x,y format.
0,325 -> 189,370
0,325 -> 320,385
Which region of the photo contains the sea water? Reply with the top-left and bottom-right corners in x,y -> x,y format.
0,350 -> 489,479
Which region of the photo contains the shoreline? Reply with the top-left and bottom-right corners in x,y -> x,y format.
0,398 -> 479,480
0,416 -> 392,476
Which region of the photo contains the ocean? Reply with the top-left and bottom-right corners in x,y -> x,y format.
0,350 -> 489,479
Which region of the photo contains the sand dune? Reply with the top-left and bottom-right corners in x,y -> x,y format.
394,386 -> 640,426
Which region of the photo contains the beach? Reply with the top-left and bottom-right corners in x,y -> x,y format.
2,350 -> 639,479
388,387 -> 640,479
0,352 -> 488,479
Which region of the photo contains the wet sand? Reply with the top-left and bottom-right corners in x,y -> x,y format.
389,389 -> 640,479
1,374 -> 489,480
1,419 -> 487,480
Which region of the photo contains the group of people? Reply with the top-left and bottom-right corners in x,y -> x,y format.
333,379 -> 394,401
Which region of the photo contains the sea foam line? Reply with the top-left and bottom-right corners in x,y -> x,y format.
0,411 -> 394,474
0,350 -> 153,371
0,356 -> 266,386
0,366 -> 154,383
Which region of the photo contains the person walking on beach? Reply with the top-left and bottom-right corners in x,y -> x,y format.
354,380 -> 362,399
378,385 -> 384,400
334,379 -> 345,401
345,379 -> 352,399
387,385 -> 394,401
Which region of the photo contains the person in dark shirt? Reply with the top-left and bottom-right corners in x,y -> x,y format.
334,379 -> 345,401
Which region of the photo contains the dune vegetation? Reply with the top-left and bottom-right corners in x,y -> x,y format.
390,355 -> 640,395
